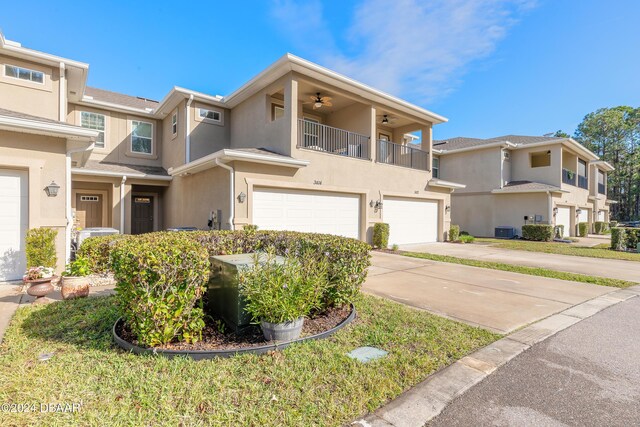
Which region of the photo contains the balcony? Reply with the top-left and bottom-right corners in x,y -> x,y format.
598,183 -> 606,194
297,119 -> 370,160
578,175 -> 588,189
562,168 -> 576,185
377,139 -> 429,171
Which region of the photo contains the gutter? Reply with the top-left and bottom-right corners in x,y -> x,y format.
59,62 -> 66,121
185,94 -> 194,163
437,141 -> 516,155
65,142 -> 95,263
71,168 -> 173,181
215,159 -> 235,231
120,176 -> 127,234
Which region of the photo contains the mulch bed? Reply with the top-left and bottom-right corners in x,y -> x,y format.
116,305 -> 353,352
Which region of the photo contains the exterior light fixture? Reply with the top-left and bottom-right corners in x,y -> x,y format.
370,200 -> 383,209
553,207 -> 558,215
382,115 -> 389,125
369,200 -> 375,208
576,208 -> 582,215
445,205 -> 451,213
238,192 -> 246,203
44,181 -> 60,197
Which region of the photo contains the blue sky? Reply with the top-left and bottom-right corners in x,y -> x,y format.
2,0 -> 639,139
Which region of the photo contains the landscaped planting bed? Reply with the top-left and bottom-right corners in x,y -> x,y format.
0,295 -> 498,426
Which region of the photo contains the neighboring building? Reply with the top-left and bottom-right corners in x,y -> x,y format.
433,135 -> 615,238
0,31 -> 463,281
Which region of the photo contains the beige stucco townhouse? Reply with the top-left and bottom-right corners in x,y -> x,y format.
433,135 -> 615,238
0,31 -> 464,282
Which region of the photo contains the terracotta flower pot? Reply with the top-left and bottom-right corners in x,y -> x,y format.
61,276 -> 90,300
24,276 -> 57,304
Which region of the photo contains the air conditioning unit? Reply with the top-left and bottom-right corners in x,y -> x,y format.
495,226 -> 516,239
76,227 -> 120,248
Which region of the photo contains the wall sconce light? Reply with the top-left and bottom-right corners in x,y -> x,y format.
576,208 -> 582,215
445,205 -> 451,214
553,207 -> 558,215
237,192 -> 246,203
369,200 -> 383,209
44,181 -> 60,197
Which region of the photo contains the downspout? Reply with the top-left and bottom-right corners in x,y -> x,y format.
65,142 -> 95,263
59,62 -> 66,121
547,191 -> 553,225
120,176 -> 127,234
185,94 -> 194,164
215,159 -> 235,230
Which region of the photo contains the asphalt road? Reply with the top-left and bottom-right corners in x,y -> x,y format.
429,296 -> 640,426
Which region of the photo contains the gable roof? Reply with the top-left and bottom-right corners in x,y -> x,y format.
84,87 -> 160,111
433,135 -> 564,151
491,180 -> 566,194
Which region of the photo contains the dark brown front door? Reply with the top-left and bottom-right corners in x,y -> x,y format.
132,196 -> 154,234
76,194 -> 103,228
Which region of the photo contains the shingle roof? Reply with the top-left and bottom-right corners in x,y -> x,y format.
0,107 -> 68,124
77,160 -> 169,177
434,135 -> 564,151
232,147 -> 295,159
494,180 -> 562,193
84,87 -> 160,111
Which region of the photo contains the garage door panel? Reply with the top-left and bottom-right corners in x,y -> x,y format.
556,207 -> 571,237
384,197 -> 439,245
578,209 -> 589,224
0,169 -> 28,281
252,188 -> 360,239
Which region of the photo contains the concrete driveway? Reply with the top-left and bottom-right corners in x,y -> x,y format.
400,242 -> 640,283
364,252 -> 613,334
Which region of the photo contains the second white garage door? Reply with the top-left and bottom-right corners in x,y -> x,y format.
0,169 -> 28,281
556,206 -> 571,237
384,197 -> 439,245
252,188 -> 360,239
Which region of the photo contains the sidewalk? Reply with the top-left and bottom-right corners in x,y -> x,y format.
356,285 -> 640,427
399,242 -> 640,282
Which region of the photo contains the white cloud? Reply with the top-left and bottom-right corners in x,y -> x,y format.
271,0 -> 536,102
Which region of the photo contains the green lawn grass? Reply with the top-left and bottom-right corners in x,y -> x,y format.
0,295 -> 498,426
402,252 -> 636,288
475,238 -> 640,262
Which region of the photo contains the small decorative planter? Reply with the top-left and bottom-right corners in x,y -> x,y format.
24,276 -> 57,304
60,276 -> 90,300
261,317 -> 304,341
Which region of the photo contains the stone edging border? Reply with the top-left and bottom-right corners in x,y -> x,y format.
113,304 -> 356,360
355,286 -> 640,427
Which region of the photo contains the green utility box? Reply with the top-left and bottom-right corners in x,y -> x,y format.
205,253 -> 285,333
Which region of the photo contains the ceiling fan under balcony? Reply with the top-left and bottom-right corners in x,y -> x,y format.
378,114 -> 398,125
305,92 -> 333,109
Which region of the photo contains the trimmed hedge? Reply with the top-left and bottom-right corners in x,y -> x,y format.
449,225 -> 460,242
25,227 -> 58,269
111,233 -> 210,346
627,228 -> 639,250
594,221 -> 608,235
372,223 -> 389,249
611,228 -> 626,251
77,234 -> 132,273
577,222 -> 589,237
522,224 -> 554,242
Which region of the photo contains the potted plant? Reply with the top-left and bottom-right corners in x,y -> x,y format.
23,266 -> 56,304
61,256 -> 91,300
238,252 -> 326,342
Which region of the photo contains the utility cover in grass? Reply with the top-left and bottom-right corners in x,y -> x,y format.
347,346 -> 388,363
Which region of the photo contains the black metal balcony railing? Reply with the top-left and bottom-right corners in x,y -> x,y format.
297,119 -> 370,160
598,183 -> 606,194
562,168 -> 576,185
377,139 -> 429,171
578,175 -> 588,189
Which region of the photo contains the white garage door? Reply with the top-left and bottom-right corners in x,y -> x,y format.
578,208 -> 589,224
252,188 -> 360,239
598,210 -> 605,221
556,206 -> 571,237
384,197 -> 439,245
0,169 -> 28,281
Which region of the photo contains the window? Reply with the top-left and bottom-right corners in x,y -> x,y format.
171,112 -> 178,137
4,64 -> 44,84
80,112 -> 106,148
131,120 -> 153,154
80,195 -> 99,202
432,157 -> 440,178
272,104 -> 284,121
598,170 -> 606,194
198,107 -> 222,123
578,159 -> 588,189
530,151 -> 551,168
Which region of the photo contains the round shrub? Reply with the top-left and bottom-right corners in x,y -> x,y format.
522,224 -> 554,241
594,221 -> 607,235
459,234 -> 475,244
25,227 -> 58,269
372,223 -> 389,249
626,228 -> 639,250
611,227 -> 626,251
110,233 -> 210,346
577,222 -> 589,237
449,224 -> 460,242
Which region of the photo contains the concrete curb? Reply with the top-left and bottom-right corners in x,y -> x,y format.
354,285 -> 640,427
